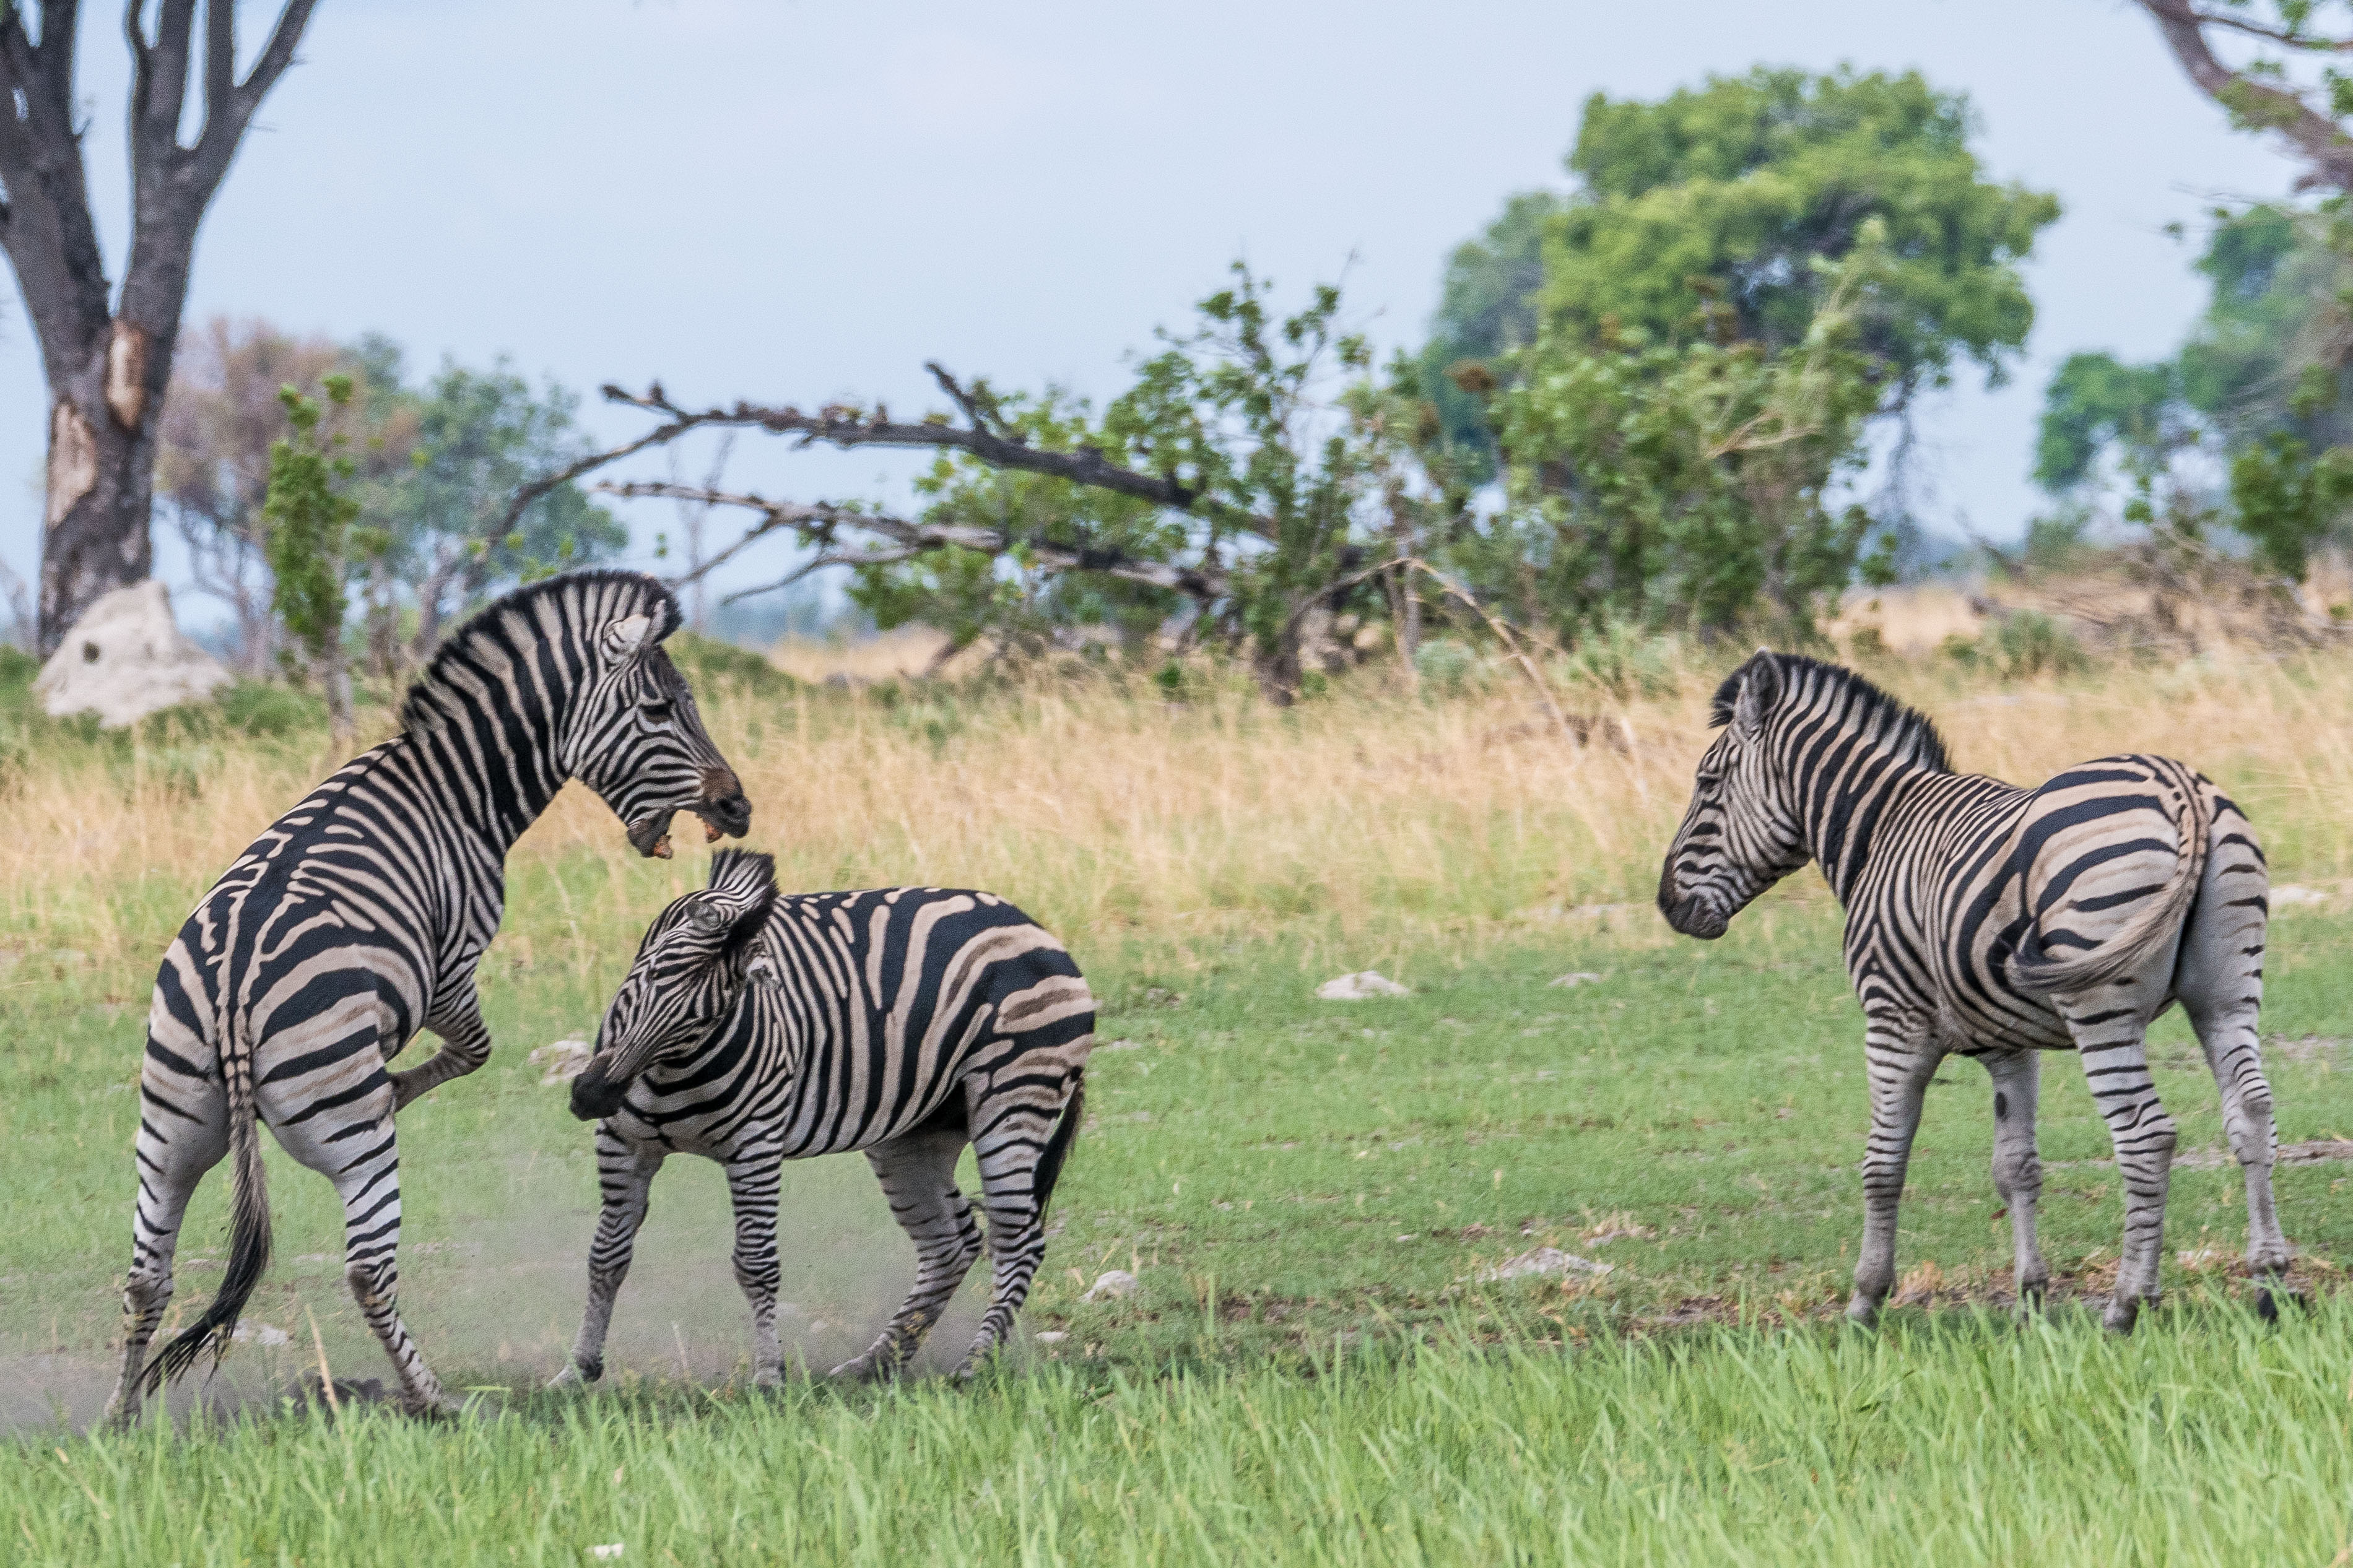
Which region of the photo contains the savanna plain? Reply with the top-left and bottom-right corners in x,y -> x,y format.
6,636 -> 2353,1564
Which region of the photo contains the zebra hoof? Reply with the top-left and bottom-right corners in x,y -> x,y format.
1842,1296 -> 1879,1328
827,1354 -> 879,1382
2102,1296 -> 2142,1335
751,1366 -> 784,1391
2016,1278 -> 2048,1314
547,1361 -> 598,1390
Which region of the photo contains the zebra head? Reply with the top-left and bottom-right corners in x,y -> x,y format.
570,850 -> 778,1121
1658,649 -> 1812,940
565,592 -> 754,860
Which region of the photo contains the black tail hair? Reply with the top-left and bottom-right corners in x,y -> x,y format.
143,1052 -> 271,1392
1033,1071 -> 1086,1218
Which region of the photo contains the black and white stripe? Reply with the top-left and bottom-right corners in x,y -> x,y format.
556,850 -> 1094,1387
1660,651 -> 2286,1330
106,570 -> 753,1424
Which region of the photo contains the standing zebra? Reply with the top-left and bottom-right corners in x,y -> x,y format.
106,571 -> 752,1425
555,850 -> 1093,1387
1659,651 -> 2286,1331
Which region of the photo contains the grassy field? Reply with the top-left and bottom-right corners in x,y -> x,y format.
4,639 -> 2353,1562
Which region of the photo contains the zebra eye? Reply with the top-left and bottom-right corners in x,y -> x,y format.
642,698 -> 674,723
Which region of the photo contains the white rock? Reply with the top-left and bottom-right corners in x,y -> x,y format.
1081,1269 -> 1140,1302
1549,972 -> 1606,989
590,1547 -> 625,1562
529,1039 -> 594,1085
2273,885 -> 2329,907
1317,971 -> 1410,1000
1032,1330 -> 1069,1345
230,1321 -> 291,1347
1472,1247 -> 1611,1283
35,580 -> 229,728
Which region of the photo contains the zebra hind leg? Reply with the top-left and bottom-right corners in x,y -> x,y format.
103,1047 -> 230,1429
1981,1049 -> 2051,1310
952,1072 -> 1084,1377
2175,808 -> 2292,1298
2057,984 -> 2177,1333
305,1101 -> 458,1415
553,1127 -> 664,1388
832,1124 -> 980,1381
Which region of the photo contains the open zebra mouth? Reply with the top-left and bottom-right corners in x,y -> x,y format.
627,799 -> 752,859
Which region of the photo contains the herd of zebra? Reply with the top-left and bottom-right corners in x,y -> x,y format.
95,570 -> 2297,1426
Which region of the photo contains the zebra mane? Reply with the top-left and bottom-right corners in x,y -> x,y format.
1710,652 -> 1950,773
708,849 -> 777,896
400,570 -> 684,734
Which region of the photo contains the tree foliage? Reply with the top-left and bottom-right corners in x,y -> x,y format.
159,322 -> 624,674
262,377 -> 360,730
2032,203 -> 2353,578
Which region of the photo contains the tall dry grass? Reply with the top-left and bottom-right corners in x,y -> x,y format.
11,643 -> 2353,980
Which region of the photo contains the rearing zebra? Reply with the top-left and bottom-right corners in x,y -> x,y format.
555,850 -> 1094,1387
1659,651 -> 2287,1330
107,570 -> 752,1424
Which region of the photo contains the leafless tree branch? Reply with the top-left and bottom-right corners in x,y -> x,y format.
2136,0 -> 2353,190
599,480 -> 1233,603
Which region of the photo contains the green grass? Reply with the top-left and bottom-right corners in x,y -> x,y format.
11,1304 -> 2353,1564
7,872 -> 2353,1561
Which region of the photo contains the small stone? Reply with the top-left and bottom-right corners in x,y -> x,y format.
2273,885 -> 2329,908
1549,972 -> 1606,989
230,1321 -> 291,1347
1395,1234 -> 1417,1243
1471,1247 -> 1612,1283
1081,1270 -> 1140,1302
1318,971 -> 1410,1000
591,1547 -> 626,1562
1033,1330 -> 1069,1344
529,1039 -> 594,1085
1096,1039 -> 1145,1052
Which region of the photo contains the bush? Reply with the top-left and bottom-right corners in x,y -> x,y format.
666,631 -> 802,699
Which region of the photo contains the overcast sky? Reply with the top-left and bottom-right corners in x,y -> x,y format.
0,0 -> 2297,627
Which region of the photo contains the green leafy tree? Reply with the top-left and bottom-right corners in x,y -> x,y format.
2032,204 -> 2353,577
262,376 -> 360,734
1459,225 -> 1892,642
1425,68 -> 2059,457
365,350 -> 627,657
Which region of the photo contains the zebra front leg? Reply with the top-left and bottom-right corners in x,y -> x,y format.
832,1126 -> 981,1381
104,1043 -> 230,1429
723,1145 -> 785,1388
1981,1049 -> 2051,1309
389,983 -> 494,1112
554,1128 -> 663,1388
1848,1020 -> 1941,1326
2059,989 -> 2177,1333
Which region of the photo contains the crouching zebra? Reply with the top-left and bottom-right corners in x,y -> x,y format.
1659,651 -> 2287,1332
106,571 -> 751,1426
554,851 -> 1094,1388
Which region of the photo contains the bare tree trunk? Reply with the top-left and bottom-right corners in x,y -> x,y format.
0,1 -> 320,653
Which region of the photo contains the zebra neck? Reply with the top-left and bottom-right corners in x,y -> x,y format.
396,707 -> 570,857
1790,745 -> 1938,907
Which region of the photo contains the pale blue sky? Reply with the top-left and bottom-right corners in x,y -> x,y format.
0,0 -> 2295,621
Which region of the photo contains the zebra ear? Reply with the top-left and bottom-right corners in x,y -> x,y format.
1733,651 -> 1783,737
602,614 -> 655,662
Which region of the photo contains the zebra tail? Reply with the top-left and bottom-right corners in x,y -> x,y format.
142,1050 -> 272,1393
1032,1071 -> 1086,1219
2010,760 -> 2212,995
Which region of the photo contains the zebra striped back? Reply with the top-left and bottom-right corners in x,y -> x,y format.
1656,649 -> 2286,1332
109,570 -> 757,1423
